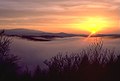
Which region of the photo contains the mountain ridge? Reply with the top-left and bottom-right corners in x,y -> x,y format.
0,28 -> 78,37
0,28 -> 120,38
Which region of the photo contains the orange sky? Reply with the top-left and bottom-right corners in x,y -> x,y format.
0,0 -> 120,34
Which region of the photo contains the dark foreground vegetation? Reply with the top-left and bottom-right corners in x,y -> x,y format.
0,30 -> 120,81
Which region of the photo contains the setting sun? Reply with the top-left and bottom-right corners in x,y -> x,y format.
83,17 -> 108,33
73,16 -> 114,34
80,17 -> 110,34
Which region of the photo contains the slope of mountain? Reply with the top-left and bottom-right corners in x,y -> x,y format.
1,29 -> 120,38
1,28 -> 78,37
3,28 -> 49,36
0,29 -> 120,42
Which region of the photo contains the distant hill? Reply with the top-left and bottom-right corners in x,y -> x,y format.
2,28 -> 49,36
92,34 -> 120,38
1,29 -> 120,40
0,28 -> 79,37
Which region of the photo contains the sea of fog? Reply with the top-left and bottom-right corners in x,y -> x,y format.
10,37 -> 120,70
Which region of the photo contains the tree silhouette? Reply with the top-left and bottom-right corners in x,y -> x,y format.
44,41 -> 120,81
0,30 -> 19,81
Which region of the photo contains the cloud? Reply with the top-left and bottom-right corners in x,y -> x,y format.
0,0 -> 119,31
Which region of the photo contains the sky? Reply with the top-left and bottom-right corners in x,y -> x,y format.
0,0 -> 120,34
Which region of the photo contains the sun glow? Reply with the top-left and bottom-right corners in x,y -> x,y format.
81,17 -> 110,34
74,16 -> 113,35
